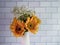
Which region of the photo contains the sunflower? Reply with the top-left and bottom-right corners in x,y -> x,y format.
25,15 -> 41,34
10,17 -> 25,37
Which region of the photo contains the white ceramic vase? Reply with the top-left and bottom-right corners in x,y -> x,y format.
22,32 -> 30,45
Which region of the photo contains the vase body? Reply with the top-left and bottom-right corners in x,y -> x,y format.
22,32 -> 30,45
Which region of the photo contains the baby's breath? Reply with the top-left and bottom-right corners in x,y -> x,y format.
13,6 -> 35,18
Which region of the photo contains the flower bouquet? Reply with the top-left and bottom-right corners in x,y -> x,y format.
10,6 -> 41,45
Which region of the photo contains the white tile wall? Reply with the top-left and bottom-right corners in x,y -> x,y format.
47,43 -> 57,45
35,43 -> 47,45
17,2 -> 28,7
0,2 -> 5,8
0,0 -> 60,45
5,2 -> 16,8
45,7 -> 58,13
40,2 -> 51,7
5,37 -> 16,42
0,43 -> 10,45
0,8 -> 11,13
29,2 -> 40,8
51,2 -> 60,7
35,8 -> 46,13
11,43 -> 21,45
0,31 -> 11,36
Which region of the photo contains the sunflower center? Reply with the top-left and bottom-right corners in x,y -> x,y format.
30,24 -> 32,27
16,25 -> 21,31
27,22 -> 35,30
29,23 -> 34,28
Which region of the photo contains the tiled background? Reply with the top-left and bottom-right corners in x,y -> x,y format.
0,0 -> 60,45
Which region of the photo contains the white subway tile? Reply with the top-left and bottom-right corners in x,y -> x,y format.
0,19 -> 11,25
0,25 -> 5,31
58,19 -> 60,24
46,7 -> 57,13
29,2 -> 39,8
57,37 -> 60,42
11,43 -> 21,45
46,19 -> 58,25
41,19 -> 47,25
47,43 -> 57,45
30,37 -> 40,42
35,43 -> 46,45
46,0 -> 57,2
52,2 -> 60,7
52,25 -> 60,30
17,2 -> 28,7
23,0 -> 47,2
0,37 -> 5,42
35,8 -> 46,13
40,37 -> 47,42
5,37 -> 16,42
38,13 -> 45,19
0,8 -> 10,13
40,25 -> 53,31
0,2 -> 5,8
58,8 -> 60,13
46,37 -> 52,42
37,31 -> 47,36
0,13 -> 5,18
40,2 -> 51,7
47,31 -> 58,36
0,0 -> 5,1
5,0 -> 23,1
0,25 -> 10,31
0,43 -> 10,45
5,25 -> 11,31
40,13 -> 52,19
5,2 -> 16,8
52,37 -> 58,43
52,13 -> 60,19
58,43 -> 60,45
0,31 -> 11,36
23,0 -> 39,1
58,31 -> 60,36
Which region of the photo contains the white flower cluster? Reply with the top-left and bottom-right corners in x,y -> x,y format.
13,6 -> 35,18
